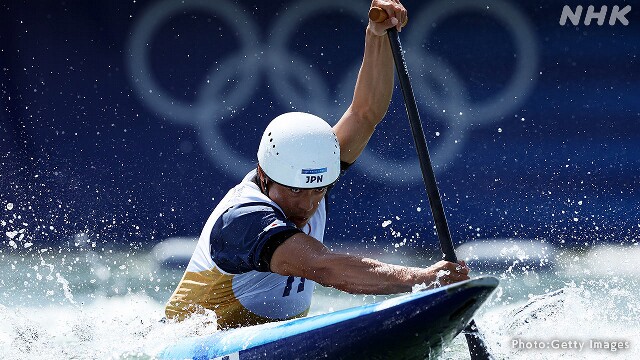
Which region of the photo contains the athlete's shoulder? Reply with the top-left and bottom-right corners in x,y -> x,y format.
221,201 -> 284,226
210,200 -> 300,274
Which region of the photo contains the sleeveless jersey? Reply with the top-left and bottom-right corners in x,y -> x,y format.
165,170 -> 327,328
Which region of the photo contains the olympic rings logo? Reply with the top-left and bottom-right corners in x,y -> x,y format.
127,0 -> 538,184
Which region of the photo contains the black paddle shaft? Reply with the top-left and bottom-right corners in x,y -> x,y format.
385,29 -> 457,263
386,28 -> 494,360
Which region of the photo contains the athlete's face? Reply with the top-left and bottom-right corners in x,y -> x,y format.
267,182 -> 327,229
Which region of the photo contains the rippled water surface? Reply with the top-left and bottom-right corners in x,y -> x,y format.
0,242 -> 638,359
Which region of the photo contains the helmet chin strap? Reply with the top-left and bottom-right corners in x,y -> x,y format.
257,165 -> 269,195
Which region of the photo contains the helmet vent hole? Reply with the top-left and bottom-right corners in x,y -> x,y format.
268,132 -> 272,136
270,138 -> 273,142
272,145 -> 275,148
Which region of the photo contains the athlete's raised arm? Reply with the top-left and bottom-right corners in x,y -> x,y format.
333,0 -> 407,164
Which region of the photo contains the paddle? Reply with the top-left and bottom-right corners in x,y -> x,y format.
369,7 -> 494,360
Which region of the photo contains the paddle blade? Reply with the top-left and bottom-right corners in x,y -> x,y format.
464,321 -> 494,360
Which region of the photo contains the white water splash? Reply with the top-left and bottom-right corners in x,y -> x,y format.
0,293 -> 222,359
56,273 -> 75,305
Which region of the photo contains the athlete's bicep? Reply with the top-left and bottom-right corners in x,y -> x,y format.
269,233 -> 333,279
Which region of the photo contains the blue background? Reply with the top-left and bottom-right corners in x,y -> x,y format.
1,0 -> 638,251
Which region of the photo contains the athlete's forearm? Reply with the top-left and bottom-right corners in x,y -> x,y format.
304,253 -> 428,295
270,233 -> 469,294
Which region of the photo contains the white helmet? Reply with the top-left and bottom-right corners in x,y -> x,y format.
257,112 -> 340,189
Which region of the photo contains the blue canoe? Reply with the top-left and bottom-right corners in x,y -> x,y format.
159,276 -> 498,360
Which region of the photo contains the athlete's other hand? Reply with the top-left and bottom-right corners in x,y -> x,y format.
368,0 -> 407,36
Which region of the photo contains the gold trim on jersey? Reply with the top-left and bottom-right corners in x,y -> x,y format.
165,268 -> 309,329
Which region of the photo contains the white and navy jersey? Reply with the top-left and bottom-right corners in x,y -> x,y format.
165,169 -> 327,328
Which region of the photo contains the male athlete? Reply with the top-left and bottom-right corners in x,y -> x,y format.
165,0 -> 470,329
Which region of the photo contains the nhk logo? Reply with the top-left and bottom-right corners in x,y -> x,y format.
560,5 -> 631,26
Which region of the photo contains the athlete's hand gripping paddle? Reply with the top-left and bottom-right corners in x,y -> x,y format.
369,7 -> 494,360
